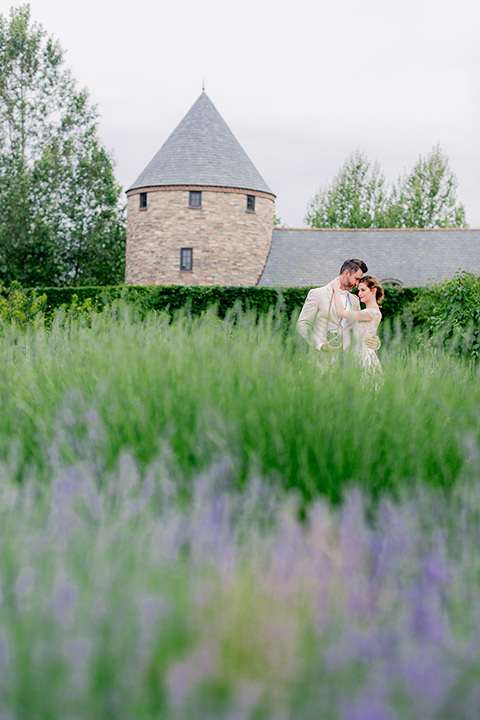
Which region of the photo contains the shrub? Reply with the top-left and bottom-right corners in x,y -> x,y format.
0,281 -> 47,328
407,271 -> 480,358
22,284 -> 419,325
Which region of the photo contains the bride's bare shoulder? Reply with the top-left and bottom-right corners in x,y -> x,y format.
367,307 -> 382,321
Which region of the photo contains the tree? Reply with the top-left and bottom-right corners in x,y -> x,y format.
273,203 -> 283,227
388,145 -> 467,228
305,150 -> 390,229
305,146 -> 468,230
0,4 -> 125,286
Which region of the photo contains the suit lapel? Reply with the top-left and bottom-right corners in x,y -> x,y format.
325,284 -> 340,323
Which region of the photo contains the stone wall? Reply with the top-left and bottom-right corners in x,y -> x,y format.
125,186 -> 275,286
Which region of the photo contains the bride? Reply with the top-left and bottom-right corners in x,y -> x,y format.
331,275 -> 383,372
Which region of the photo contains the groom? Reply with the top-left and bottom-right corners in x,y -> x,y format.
297,258 -> 380,355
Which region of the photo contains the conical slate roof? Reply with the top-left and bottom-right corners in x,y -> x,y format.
128,92 -> 274,195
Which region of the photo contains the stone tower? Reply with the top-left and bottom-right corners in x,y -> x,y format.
125,92 -> 276,286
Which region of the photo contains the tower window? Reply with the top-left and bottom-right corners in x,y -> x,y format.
180,248 -> 193,271
139,192 -> 147,209
189,191 -> 202,208
246,195 -> 255,212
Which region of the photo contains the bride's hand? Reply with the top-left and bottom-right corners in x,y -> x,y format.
365,336 -> 381,350
331,277 -> 341,291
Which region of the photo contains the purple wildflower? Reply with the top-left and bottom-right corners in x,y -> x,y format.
138,595 -> 170,637
350,629 -> 397,663
403,646 -> 453,705
51,580 -> 78,630
166,646 -> 218,707
342,690 -> 396,720
408,583 -> 449,646
63,636 -> 91,689
52,466 -> 82,504
0,629 -> 8,679
422,543 -> 449,587
15,566 -> 36,600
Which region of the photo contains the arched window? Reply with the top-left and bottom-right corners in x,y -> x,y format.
380,278 -> 404,288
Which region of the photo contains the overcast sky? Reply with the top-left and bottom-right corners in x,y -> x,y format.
20,0 -> 480,227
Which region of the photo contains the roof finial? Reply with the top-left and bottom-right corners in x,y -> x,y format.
202,78 -> 205,93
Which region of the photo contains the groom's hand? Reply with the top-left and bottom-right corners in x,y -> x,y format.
321,339 -> 342,353
365,336 -> 381,350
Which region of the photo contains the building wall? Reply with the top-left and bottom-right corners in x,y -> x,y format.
126,186 -> 275,286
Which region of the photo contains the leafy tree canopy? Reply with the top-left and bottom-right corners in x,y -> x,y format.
0,4 -> 125,286
305,150 -> 390,229
305,145 -> 467,230
388,145 -> 467,228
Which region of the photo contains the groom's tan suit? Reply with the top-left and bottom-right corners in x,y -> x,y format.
297,282 -> 361,352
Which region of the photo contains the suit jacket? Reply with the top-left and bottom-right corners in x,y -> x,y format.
296,283 -> 361,351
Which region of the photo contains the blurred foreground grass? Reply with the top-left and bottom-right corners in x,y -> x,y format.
1,308 -> 480,718
0,306 -> 477,498
1,450 -> 480,718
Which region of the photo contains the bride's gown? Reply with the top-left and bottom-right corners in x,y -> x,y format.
352,308 -> 382,372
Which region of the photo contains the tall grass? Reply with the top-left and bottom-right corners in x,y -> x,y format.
0,306 -> 477,498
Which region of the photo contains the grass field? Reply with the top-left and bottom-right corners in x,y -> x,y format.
1,307 -> 479,718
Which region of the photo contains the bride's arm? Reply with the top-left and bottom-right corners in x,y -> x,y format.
332,284 -> 373,322
342,308 -> 375,323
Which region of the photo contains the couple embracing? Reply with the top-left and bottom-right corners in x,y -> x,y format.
297,258 -> 383,373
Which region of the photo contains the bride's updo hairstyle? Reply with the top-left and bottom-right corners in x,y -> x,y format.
359,275 -> 384,304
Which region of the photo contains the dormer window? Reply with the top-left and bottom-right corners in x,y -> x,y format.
246,195 -> 255,212
139,192 -> 147,209
189,191 -> 202,208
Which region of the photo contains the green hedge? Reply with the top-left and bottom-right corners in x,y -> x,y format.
27,284 -> 421,322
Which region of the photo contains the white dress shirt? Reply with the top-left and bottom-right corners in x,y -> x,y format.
340,291 -> 351,328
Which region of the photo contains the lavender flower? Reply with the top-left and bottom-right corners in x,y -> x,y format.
342,692 -> 396,720
0,629 -> 7,680
51,578 -> 79,630
166,646 -> 219,707
402,646 -> 453,705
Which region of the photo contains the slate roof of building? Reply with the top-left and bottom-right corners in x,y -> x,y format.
258,228 -> 480,287
128,92 -> 274,195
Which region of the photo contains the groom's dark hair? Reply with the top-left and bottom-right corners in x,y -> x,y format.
340,259 -> 368,275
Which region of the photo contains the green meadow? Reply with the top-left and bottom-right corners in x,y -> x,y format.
1,306 -> 480,718
0,307 -> 477,496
